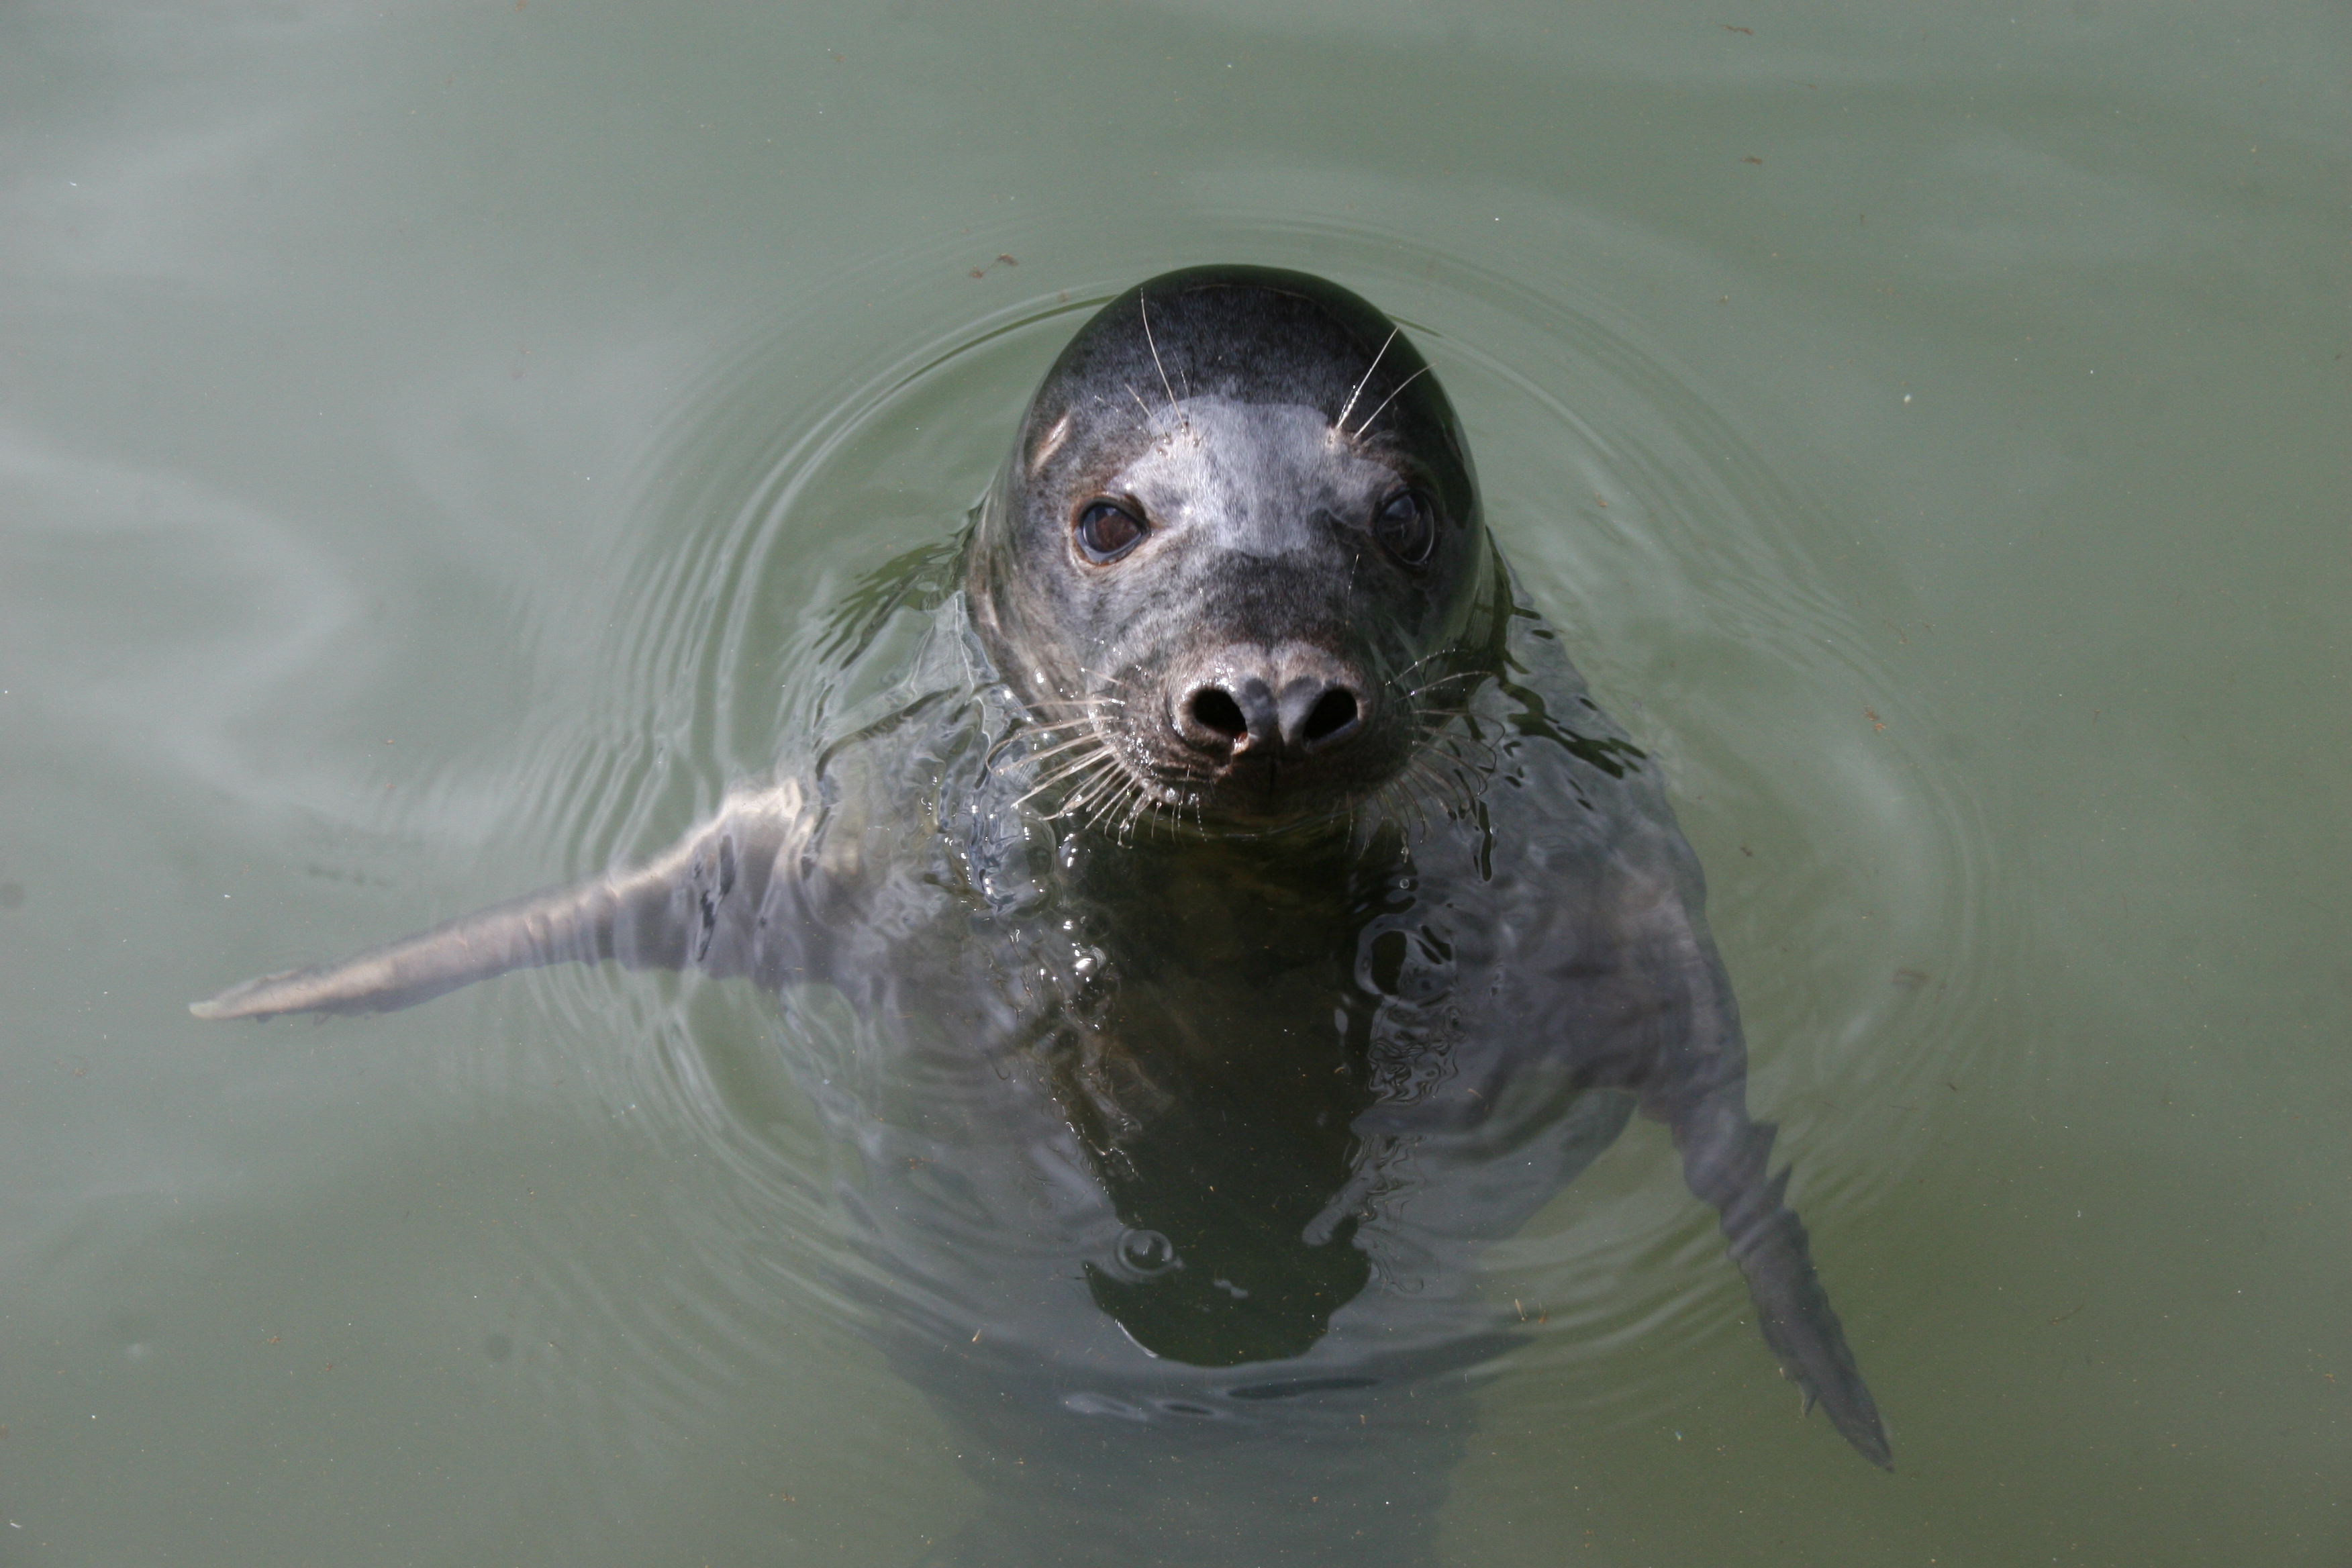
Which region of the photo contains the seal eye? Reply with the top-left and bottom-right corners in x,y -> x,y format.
1075,499 -> 1148,563
1374,489 -> 1436,567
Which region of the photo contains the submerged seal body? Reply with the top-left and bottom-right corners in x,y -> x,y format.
195,266 -> 1888,1557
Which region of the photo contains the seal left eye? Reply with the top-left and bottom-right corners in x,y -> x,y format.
1375,490 -> 1436,567
1075,500 -> 1148,562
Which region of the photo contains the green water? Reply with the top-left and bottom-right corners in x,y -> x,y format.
3,2 -> 2345,1563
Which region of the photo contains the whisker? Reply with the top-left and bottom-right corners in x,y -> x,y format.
1083,773 -> 1142,836
1349,363 -> 1432,440
1033,736 -> 1115,773
1367,765 -> 1412,841
1438,732 -> 1497,771
1139,296 -> 1184,428
1030,752 -> 1118,795
1335,327 -> 1398,434
1059,761 -> 1133,820
1430,752 -> 1467,818
1404,755 -> 1457,837
1115,782 -> 1154,845
1022,730 -> 1116,766
988,712 -> 1095,758
1015,754 -> 1116,812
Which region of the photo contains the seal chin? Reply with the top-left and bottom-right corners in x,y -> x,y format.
1132,728 -> 1398,836
1198,775 -> 1366,834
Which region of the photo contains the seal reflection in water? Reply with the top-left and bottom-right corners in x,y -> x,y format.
195,266 -> 1889,1563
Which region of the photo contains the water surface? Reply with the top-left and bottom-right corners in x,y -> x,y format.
2,2 -> 2345,1563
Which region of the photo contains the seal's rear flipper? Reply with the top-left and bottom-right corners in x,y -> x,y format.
1673,1096 -> 1892,1469
191,785 -> 809,1022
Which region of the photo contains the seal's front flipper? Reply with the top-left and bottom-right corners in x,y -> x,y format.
1672,1095 -> 1892,1469
191,783 -> 814,1022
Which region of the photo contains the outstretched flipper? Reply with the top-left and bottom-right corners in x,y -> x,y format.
191,783 -> 814,1022
1672,1093 -> 1892,1468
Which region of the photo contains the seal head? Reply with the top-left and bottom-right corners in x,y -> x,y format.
968,266 -> 1498,831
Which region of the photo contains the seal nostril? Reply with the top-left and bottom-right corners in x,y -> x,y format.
1189,688 -> 1248,740
1301,689 -> 1359,744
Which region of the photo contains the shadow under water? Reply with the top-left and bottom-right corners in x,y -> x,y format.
793,560 -> 1781,1567
867,729 -> 1647,1566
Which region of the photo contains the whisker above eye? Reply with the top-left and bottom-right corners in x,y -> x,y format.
1347,363 -> 1432,440
1335,326 -> 1399,435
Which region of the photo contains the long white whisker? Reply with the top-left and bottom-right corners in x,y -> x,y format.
1349,363 -> 1432,440
1000,720 -> 1096,754
1034,742 -> 1114,780
1016,754 -> 1115,811
1140,296 -> 1183,426
1022,730 -> 1114,765
1036,752 -> 1120,793
1334,326 -> 1398,433
1038,779 -> 1111,820
1061,761 -> 1132,819
1083,774 -> 1141,836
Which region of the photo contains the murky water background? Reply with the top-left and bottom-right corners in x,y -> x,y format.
3,2 -> 2345,1563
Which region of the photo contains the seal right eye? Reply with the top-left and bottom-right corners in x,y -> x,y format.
1374,489 -> 1436,567
1075,499 -> 1148,563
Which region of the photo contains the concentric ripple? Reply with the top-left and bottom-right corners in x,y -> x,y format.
411,225 -> 2007,1475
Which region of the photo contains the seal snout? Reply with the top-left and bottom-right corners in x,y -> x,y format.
1173,647 -> 1367,766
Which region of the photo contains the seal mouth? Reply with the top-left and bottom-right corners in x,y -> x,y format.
1008,669 -> 1502,845
1006,686 -> 1402,843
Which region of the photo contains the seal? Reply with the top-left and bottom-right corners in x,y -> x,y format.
193,266 -> 1890,1553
